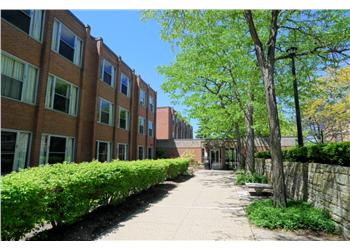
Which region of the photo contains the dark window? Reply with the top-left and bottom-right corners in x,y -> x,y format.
121,75 -> 129,96
59,26 -> 75,62
148,121 -> 153,137
1,75 -> 23,100
48,136 -> 66,164
2,10 -> 32,34
99,99 -> 111,124
118,144 -> 127,160
138,147 -> 144,160
97,141 -> 109,162
1,131 -> 17,175
53,80 -> 70,113
119,109 -> 128,129
148,148 -> 152,159
139,117 -> 144,134
102,61 -> 113,85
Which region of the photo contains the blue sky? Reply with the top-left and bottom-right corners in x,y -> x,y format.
71,10 -> 199,136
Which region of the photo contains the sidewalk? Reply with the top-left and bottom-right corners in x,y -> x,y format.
98,170 -> 337,240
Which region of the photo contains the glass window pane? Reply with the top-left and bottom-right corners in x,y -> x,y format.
48,136 -> 66,164
2,10 -> 31,34
101,112 -> 110,124
103,72 -> 112,85
60,26 -> 75,48
1,131 -> 17,175
59,41 -> 74,62
1,75 -> 23,100
98,142 -> 108,162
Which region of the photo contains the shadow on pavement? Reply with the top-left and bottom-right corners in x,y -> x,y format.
28,174 -> 193,241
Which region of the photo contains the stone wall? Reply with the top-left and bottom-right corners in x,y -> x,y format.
255,158 -> 350,240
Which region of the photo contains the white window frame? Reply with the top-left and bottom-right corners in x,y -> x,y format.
118,106 -> 130,130
45,74 -> 79,116
137,145 -> 144,160
1,128 -> 32,172
1,10 -> 45,42
39,133 -> 75,165
99,58 -> 115,87
51,18 -> 83,66
117,143 -> 128,160
139,89 -> 146,107
96,140 -> 112,162
1,51 -> 39,105
98,97 -> 113,126
148,120 -> 153,137
120,73 -> 130,97
138,116 -> 145,135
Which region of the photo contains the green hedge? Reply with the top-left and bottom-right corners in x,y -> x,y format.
234,170 -> 268,185
255,142 -> 350,166
1,158 -> 190,240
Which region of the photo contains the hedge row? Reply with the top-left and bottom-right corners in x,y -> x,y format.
255,142 -> 350,166
1,158 -> 190,240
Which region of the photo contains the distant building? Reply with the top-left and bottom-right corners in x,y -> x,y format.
156,137 -> 297,170
156,107 -> 193,140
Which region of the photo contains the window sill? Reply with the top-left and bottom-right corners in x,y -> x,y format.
97,121 -> 114,127
45,107 -> 77,118
51,50 -> 82,69
99,79 -> 115,89
1,96 -> 37,106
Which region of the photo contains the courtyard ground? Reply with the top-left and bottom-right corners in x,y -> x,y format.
97,170 -> 339,240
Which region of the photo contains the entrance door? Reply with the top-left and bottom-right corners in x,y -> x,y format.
210,149 -> 221,169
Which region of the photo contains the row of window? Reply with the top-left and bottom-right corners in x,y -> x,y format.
1,129 -> 154,175
97,99 -> 154,136
2,10 -> 156,112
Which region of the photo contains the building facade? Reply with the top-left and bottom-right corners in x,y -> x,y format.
156,106 -> 193,140
1,10 -> 157,175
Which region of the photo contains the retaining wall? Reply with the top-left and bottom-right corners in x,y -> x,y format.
255,158 -> 350,240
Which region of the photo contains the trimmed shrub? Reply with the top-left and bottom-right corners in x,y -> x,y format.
254,141 -> 350,166
1,158 -> 190,240
246,199 -> 336,233
235,170 -> 268,185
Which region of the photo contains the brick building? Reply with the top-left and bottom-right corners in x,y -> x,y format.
156,106 -> 193,140
1,10 -> 157,175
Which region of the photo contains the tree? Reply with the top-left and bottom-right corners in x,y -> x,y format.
303,66 -> 350,143
144,10 -> 350,207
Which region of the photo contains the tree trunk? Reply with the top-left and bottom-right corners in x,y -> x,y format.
235,123 -> 245,170
245,93 -> 255,173
244,10 -> 287,207
262,66 -> 287,207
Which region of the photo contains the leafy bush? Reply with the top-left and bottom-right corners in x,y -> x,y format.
246,199 -> 336,233
1,158 -> 190,240
235,170 -> 268,185
255,151 -> 271,159
254,141 -> 350,166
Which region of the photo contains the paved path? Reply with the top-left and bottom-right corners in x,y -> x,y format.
98,170 -> 336,240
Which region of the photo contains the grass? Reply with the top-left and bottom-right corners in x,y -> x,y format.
246,199 -> 336,234
234,170 -> 268,185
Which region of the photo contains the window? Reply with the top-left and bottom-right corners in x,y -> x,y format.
139,89 -> 146,107
138,146 -> 144,160
118,144 -> 128,160
96,141 -> 111,162
1,53 -> 38,104
100,59 -> 115,87
149,96 -> 154,113
2,10 -> 44,41
148,147 -> 153,159
138,116 -> 145,134
148,121 -> 153,137
51,19 -> 82,66
1,130 -> 31,175
98,98 -> 113,125
119,107 -> 129,130
39,135 -> 74,165
45,75 -> 78,116
120,73 -> 130,97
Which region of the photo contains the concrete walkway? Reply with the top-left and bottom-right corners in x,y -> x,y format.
98,170 -> 336,240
